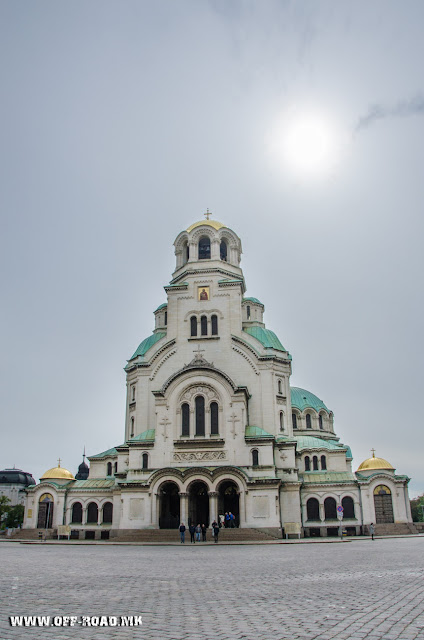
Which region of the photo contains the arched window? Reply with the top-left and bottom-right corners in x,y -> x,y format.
210,402 -> 219,435
211,315 -> 218,335
324,497 -> 337,520
313,455 -> 319,471
181,403 -> 190,437
87,502 -> 98,524
321,455 -> 327,470
142,453 -> 148,469
342,496 -> 355,519
102,502 -> 113,524
71,502 -> 82,524
186,243 -> 190,262
132,386 -> 136,401
190,316 -> 197,337
279,412 -> 284,431
278,379 -> 282,394
107,462 -> 112,476
201,315 -> 207,336
306,413 -> 312,429
304,456 -> 310,471
247,305 -> 251,319
319,414 -> 323,429
292,413 -> 298,429
252,449 -> 259,466
220,240 -> 227,261
195,396 -> 205,436
307,498 -> 320,521
130,417 -> 134,437
164,311 -> 167,325
198,236 -> 211,259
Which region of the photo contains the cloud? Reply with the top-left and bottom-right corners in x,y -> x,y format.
355,94 -> 424,132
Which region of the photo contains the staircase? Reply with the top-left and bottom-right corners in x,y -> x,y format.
7,529 -> 56,541
110,527 -> 282,543
374,522 -> 419,536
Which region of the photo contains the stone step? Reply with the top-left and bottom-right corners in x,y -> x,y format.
373,523 -> 419,536
111,527 -> 282,543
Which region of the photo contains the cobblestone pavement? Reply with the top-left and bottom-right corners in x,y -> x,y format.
1,538 -> 424,640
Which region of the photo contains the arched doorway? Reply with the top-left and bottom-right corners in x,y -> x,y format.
373,485 -> 394,523
188,481 -> 209,527
37,493 -> 54,528
218,480 -> 240,527
159,482 -> 180,529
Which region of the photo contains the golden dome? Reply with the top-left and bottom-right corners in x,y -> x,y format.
357,451 -> 394,471
41,460 -> 74,480
186,219 -> 226,232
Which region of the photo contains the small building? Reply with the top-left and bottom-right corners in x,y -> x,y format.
0,468 -> 36,507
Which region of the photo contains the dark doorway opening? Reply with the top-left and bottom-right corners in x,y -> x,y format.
37,494 -> 54,528
218,481 -> 240,527
188,481 -> 209,527
159,482 -> 180,529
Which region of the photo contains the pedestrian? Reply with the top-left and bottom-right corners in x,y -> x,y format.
195,523 -> 201,542
229,512 -> 235,528
224,512 -> 230,528
369,523 -> 375,541
189,523 -> 196,543
201,523 -> 207,542
179,522 -> 186,544
212,520 -> 220,543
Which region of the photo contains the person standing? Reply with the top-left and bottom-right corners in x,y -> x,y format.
189,523 -> 196,543
224,512 -> 230,528
179,523 -> 186,544
212,520 -> 220,543
195,523 -> 201,542
370,523 -> 375,541
201,523 -> 207,542
229,512 -> 235,528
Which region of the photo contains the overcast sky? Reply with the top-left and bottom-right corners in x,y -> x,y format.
1,1 -> 423,497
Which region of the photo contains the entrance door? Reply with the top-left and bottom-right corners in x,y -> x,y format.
159,482 -> 180,529
188,481 -> 209,527
218,481 -> 240,527
37,494 -> 54,528
373,485 -> 394,523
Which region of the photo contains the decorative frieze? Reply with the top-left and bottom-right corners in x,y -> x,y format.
173,450 -> 227,462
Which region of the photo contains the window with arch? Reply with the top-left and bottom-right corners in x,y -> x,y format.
306,497 -> 320,521
114,461 -> 117,473
211,314 -> 218,335
220,240 -> 227,261
190,316 -> 197,337
321,455 -> 327,470
252,449 -> 259,466
71,502 -> 83,524
278,379 -> 283,394
142,453 -> 148,469
312,455 -> 319,471
87,502 -> 98,524
342,496 -> 355,518
292,413 -> 298,429
164,311 -> 167,325
181,403 -> 190,437
195,396 -> 205,436
107,462 -> 112,476
182,241 -> 189,265
210,402 -> 219,435
306,413 -> 312,429
279,412 -> 284,431
319,414 -> 323,429
200,315 -> 207,336
304,456 -> 310,471
130,417 -> 134,438
198,236 -> 211,259
102,502 -> 113,524
132,386 -> 136,401
324,497 -> 337,520
247,305 -> 251,319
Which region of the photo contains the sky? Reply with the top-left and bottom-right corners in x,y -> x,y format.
1,1 -> 423,497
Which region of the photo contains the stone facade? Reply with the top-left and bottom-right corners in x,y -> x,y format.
23,217 -> 413,537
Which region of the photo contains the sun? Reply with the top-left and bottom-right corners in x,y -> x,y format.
270,111 -> 342,179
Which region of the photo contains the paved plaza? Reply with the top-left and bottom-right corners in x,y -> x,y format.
1,538 -> 424,640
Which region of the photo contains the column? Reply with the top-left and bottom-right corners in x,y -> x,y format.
179,492 -> 188,524
319,502 -> 325,522
208,492 -> 218,522
151,493 -> 159,528
238,491 -> 245,528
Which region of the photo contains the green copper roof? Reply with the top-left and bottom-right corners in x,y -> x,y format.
301,471 -> 356,484
291,387 -> 329,412
71,479 -> 116,488
243,297 -> 263,305
129,332 -> 166,360
294,436 -> 345,452
128,429 -> 155,443
154,303 -> 167,312
245,425 -> 274,438
89,446 -> 118,459
328,440 -> 353,459
243,326 -> 287,353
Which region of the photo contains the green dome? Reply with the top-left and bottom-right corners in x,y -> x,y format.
291,387 -> 330,413
243,297 -> 263,306
243,326 -> 288,353
128,332 -> 166,361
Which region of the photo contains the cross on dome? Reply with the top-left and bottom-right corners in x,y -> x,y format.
204,208 -> 212,220
57,458 -> 61,467
371,448 -> 376,458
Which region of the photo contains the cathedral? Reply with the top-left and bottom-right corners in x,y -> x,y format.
23,215 -> 414,538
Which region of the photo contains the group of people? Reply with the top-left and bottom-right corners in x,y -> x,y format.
179,520 -> 221,543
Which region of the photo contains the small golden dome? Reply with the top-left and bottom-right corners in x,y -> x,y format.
41,459 -> 74,480
357,450 -> 394,471
186,219 -> 226,232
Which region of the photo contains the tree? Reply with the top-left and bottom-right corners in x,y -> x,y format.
0,495 -> 11,528
5,504 -> 25,528
410,495 -> 424,522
